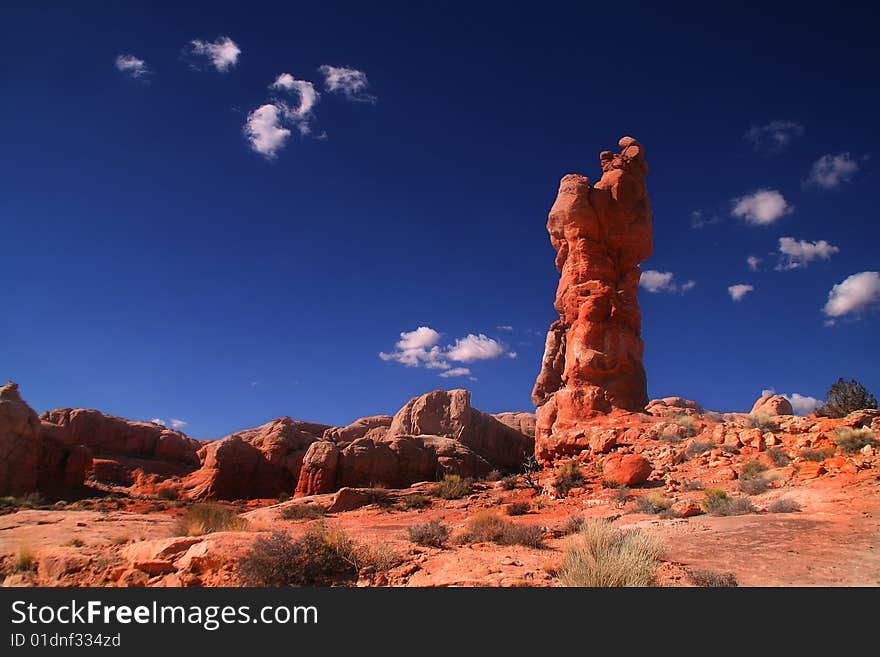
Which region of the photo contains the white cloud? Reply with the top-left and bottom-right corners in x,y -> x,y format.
744,121 -> 804,152
690,209 -> 722,229
447,334 -> 506,363
497,325 -> 513,331
731,189 -> 793,225
759,389 -> 822,415
170,419 -> 188,430
807,153 -> 859,189
776,237 -> 839,270
747,255 -> 762,271
115,54 -> 150,79
244,104 -> 291,158
439,367 -> 472,378
188,36 -> 241,72
728,284 -> 754,301
380,327 -> 510,376
150,418 -> 166,426
823,271 -> 880,318
318,65 -> 376,103
639,270 -> 696,294
270,73 -> 319,134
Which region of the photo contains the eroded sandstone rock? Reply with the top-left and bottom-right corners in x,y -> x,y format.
533,137 -> 653,465
750,394 -> 794,416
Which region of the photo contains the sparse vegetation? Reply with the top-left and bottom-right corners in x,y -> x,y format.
768,498 -> 802,513
407,520 -> 451,547
610,486 -> 631,504
459,511 -> 544,548
683,479 -> 704,491
506,501 -> 530,516
688,570 -> 738,587
686,440 -> 713,458
398,494 -> 431,510
834,427 -> 878,454
767,447 -> 791,467
553,461 -> 584,497
280,504 -> 326,520
560,515 -> 586,536
635,492 -> 670,515
13,545 -> 36,572
500,475 -> 519,490
520,455 -> 541,490
484,469 -> 502,482
747,413 -> 776,431
800,447 -> 836,462
701,488 -> 754,516
739,459 -> 771,495
157,487 -> 179,501
434,474 -> 474,500
109,534 -> 132,545
558,520 -> 662,587
818,378 -> 878,418
174,503 -> 250,536
674,414 -> 698,437
237,527 -> 356,586
365,488 -> 395,509
660,432 -> 684,444
64,538 -> 85,548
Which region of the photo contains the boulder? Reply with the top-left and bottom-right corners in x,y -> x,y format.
646,397 -> 703,417
323,415 -> 392,446
533,137 -> 653,464
603,453 -> 653,486
750,395 -> 794,416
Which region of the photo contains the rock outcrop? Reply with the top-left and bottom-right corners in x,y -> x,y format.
750,394 -> 794,416
184,417 -> 329,500
323,415 -> 392,446
0,382 -> 91,496
645,397 -> 703,418
295,389 -> 533,496
532,137 -> 653,464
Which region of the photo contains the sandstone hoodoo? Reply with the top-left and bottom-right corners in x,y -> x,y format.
533,136 -> 653,463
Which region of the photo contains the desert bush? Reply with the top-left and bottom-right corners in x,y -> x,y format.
520,455 -> 541,490
553,461 -> 584,497
739,476 -> 770,495
280,504 -> 326,520
674,414 -> 698,437
500,475 -> 519,490
688,570 -> 738,587
660,432 -> 684,444
610,486 -> 631,504
398,494 -> 431,510
686,440 -> 713,458
364,488 -> 395,509
13,545 -> 36,572
768,498 -> 802,513
818,378 -> 878,418
560,515 -> 586,536
701,489 -> 754,516
766,447 -> 791,467
721,444 -> 741,455
64,538 -> 85,548
174,503 -> 249,536
683,479 -> 704,491
157,487 -> 179,501
460,511 -> 544,548
407,520 -> 451,547
484,469 -> 502,482
434,474 -> 474,500
506,501 -> 531,516
740,459 -> 768,479
558,521 -> 662,587
109,534 -> 132,545
237,527 -> 357,586
834,427 -> 878,454
747,413 -> 776,431
635,492 -> 670,515
799,447 -> 836,462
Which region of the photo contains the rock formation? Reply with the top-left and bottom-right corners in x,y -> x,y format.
750,394 -> 794,416
0,382 -> 91,496
295,389 -> 533,496
532,136 -> 653,464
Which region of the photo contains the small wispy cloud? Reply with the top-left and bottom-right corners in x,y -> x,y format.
731,189 -> 793,226
746,255 -> 762,271
115,54 -> 150,79
743,120 -> 804,153
806,153 -> 860,189
150,418 -> 165,426
170,419 -> 188,430
439,367 -> 472,378
150,418 -> 188,431
318,65 -> 377,103
187,36 -> 241,72
639,270 -> 696,294
270,73 -> 319,134
690,209 -> 722,229
244,74 -> 320,158
776,237 -> 839,270
728,284 -> 754,301
497,325 -> 513,331
823,271 -> 880,320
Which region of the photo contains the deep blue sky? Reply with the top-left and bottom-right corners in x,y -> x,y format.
2,2 -> 878,438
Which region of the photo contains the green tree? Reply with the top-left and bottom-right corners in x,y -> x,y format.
818,378 -> 878,418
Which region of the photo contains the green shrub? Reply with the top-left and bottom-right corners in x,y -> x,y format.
834,427 -> 878,454
800,447 -> 836,462
818,378 -> 878,418
766,447 -> 791,467
407,520 -> 450,547
686,440 -> 713,458
174,503 -> 249,536
398,494 -> 431,510
635,492 -> 669,515
506,501 -> 530,516
558,521 -> 662,587
747,413 -> 776,431
237,527 -> 357,586
460,511 -> 544,548
701,489 -> 754,516
553,462 -> 584,497
434,474 -> 474,500
740,459 -> 768,479
739,459 -> 770,495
